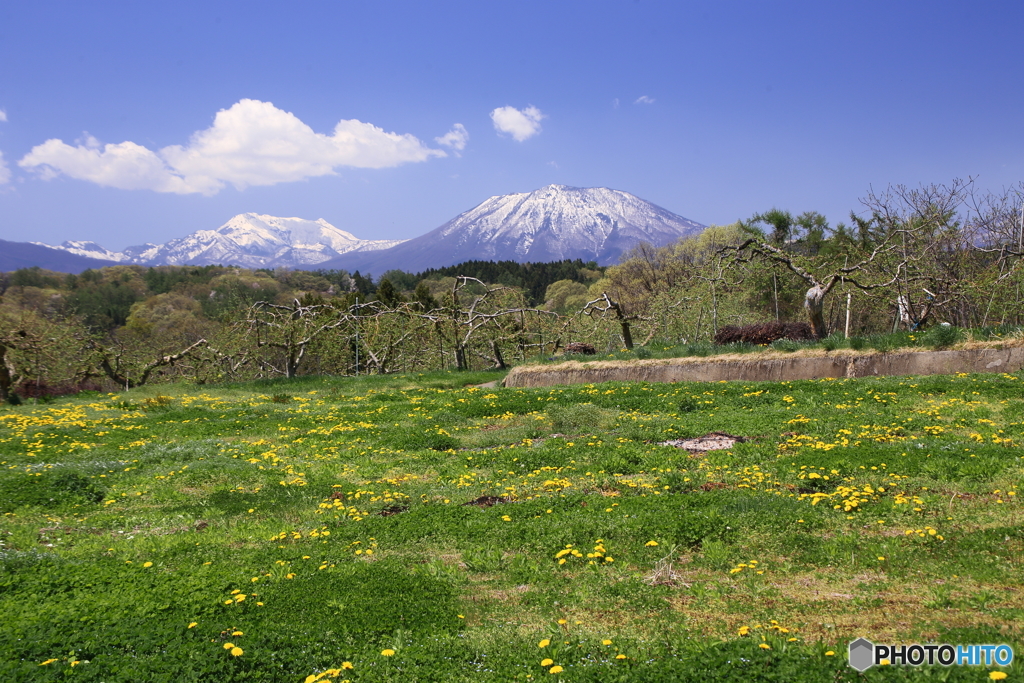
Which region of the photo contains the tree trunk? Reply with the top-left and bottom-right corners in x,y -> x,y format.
620,320 -> 634,350
804,285 -> 827,339
0,344 -> 12,403
490,340 -> 506,370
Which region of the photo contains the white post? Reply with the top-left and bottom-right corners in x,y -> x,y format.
1018,199 -> 1023,253
845,292 -> 852,338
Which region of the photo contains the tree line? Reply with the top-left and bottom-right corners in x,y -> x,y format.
1,179 -> 1022,400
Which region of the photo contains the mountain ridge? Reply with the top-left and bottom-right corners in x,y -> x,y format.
22,185 -> 705,274
34,213 -> 402,270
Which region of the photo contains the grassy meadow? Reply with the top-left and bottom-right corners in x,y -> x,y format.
1,367 -> 1022,681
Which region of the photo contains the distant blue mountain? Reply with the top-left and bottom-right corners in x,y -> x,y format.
0,239 -> 119,273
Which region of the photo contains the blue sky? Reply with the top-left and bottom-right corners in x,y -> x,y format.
1,1 -> 1022,251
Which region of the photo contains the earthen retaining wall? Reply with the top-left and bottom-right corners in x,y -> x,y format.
502,347 -> 1024,388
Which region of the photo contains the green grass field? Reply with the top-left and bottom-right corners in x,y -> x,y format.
1,368 -> 1021,681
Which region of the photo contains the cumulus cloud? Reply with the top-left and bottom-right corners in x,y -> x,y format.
490,105 -> 545,142
18,99 -> 447,195
635,95 -> 655,105
0,151 -> 10,185
0,110 -> 7,122
435,123 -> 468,152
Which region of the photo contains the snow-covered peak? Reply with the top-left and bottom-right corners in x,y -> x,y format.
35,214 -> 404,268
319,184 -> 706,274
437,185 -> 704,261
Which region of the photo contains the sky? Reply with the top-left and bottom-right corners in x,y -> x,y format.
1,1 -> 1023,251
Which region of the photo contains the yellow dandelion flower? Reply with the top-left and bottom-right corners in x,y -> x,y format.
232,631 -> 243,636
825,651 -> 835,656
615,654 -> 627,660
645,540 -> 658,547
541,658 -> 554,666
39,659 -> 59,666
188,622 -> 198,628
602,639 -> 612,646
990,672 -> 1008,681
549,665 -> 564,674
737,626 -> 750,636
342,661 -> 353,669
381,649 -> 395,656
539,639 -> 551,648
224,643 -> 234,650
143,561 -> 153,568
759,643 -> 771,650
230,647 -> 243,656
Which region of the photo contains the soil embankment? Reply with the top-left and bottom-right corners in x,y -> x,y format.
503,347 -> 1024,388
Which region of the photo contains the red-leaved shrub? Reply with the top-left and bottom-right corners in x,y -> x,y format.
713,321 -> 814,346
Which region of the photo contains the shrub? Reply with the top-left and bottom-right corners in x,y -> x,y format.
713,321 -> 814,345
869,334 -> 895,353
15,379 -> 103,401
926,324 -> 961,350
820,332 -> 845,351
564,342 -> 596,355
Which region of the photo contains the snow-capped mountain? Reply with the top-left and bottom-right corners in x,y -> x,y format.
319,184 -> 705,274
36,214 -> 403,269
30,186 -> 704,274
44,241 -> 138,263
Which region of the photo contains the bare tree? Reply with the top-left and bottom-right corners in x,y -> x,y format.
859,178 -> 977,329
93,338 -> 209,389
724,236 -> 899,339
245,297 -> 345,378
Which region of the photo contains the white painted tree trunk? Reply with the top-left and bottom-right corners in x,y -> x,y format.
804,285 -> 827,339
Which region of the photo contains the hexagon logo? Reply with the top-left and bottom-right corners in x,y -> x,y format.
848,638 -> 875,671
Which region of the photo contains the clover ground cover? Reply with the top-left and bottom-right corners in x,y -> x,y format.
1,370 -> 1021,681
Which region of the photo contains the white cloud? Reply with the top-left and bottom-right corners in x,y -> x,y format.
613,98 -> 620,109
19,99 -> 447,195
0,110 -> 7,123
21,135 -> 201,192
490,105 -> 545,142
635,95 -> 655,105
0,151 -> 10,185
435,123 -> 469,152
